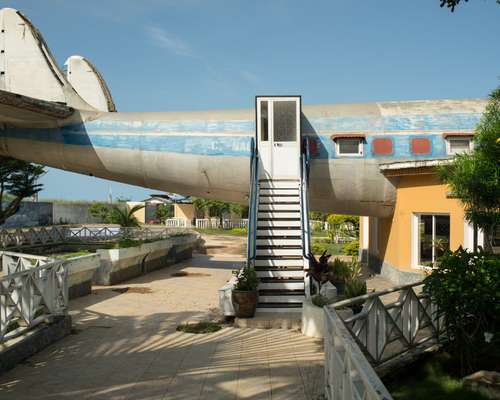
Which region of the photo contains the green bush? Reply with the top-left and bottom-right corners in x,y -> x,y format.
233,265 -> 259,291
327,257 -> 350,282
311,294 -> 332,307
345,280 -> 367,298
231,227 -> 247,235
342,240 -> 359,256
423,247 -> 500,375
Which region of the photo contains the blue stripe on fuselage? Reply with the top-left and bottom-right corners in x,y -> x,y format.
0,110 -> 482,159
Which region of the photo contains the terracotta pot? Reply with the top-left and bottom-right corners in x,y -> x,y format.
232,290 -> 258,318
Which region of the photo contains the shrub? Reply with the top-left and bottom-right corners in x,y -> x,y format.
327,257 -> 350,282
233,264 -> 259,291
230,227 -> 247,235
311,294 -> 332,307
342,240 -> 359,256
423,247 -> 500,375
345,279 -> 367,298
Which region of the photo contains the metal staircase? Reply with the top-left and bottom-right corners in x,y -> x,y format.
247,137 -> 311,312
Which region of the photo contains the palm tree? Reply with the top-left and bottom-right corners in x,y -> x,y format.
108,204 -> 144,227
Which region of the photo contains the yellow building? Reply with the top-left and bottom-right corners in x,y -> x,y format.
359,159 -> 483,284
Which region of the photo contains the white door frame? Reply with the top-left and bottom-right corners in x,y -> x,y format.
256,96 -> 301,180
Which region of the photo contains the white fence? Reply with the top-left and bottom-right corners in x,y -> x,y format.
194,218 -> 248,230
0,252 -> 68,343
324,282 -> 442,399
165,218 -> 192,228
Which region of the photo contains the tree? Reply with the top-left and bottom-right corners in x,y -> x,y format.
326,214 -> 360,243
0,157 -> 45,225
107,204 -> 144,227
438,86 -> 500,251
89,202 -> 112,222
440,0 -> 500,12
155,204 -> 173,223
193,198 -> 230,218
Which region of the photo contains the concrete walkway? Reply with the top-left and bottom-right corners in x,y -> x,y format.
0,235 -> 324,400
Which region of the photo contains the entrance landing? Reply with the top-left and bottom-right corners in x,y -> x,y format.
0,236 -> 323,400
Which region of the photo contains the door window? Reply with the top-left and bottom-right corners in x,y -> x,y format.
260,101 -> 269,142
273,101 -> 297,142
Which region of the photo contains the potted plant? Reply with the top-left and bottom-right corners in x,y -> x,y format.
231,264 -> 260,318
327,258 -> 349,295
345,279 -> 367,314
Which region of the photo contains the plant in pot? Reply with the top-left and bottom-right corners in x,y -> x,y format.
231,264 -> 260,318
327,258 -> 349,295
345,279 -> 367,314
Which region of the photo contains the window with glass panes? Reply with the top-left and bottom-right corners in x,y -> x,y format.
418,214 -> 450,267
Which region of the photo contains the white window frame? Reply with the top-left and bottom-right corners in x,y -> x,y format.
335,138 -> 364,157
411,213 -> 450,270
446,136 -> 473,155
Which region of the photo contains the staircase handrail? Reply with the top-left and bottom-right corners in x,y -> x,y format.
300,137 -> 312,263
246,139 -> 259,266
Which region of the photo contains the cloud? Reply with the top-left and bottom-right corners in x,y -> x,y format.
146,26 -> 194,57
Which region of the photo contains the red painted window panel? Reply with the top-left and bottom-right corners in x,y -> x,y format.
411,138 -> 431,155
372,138 -> 393,155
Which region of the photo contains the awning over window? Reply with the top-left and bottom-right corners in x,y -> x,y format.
442,132 -> 474,139
330,133 -> 366,141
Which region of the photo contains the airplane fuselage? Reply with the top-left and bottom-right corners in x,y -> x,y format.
0,99 -> 485,217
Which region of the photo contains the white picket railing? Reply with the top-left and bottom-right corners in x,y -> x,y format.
0,252 -> 68,343
195,218 -> 220,229
324,282 -> 442,399
222,219 -> 248,229
165,218 -> 192,228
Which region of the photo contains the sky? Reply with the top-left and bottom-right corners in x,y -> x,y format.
6,0 -> 500,201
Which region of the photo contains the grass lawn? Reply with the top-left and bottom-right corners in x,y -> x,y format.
194,228 -> 247,236
311,237 -> 344,255
385,355 -> 490,400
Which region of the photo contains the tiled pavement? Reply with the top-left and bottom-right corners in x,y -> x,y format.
0,236 -> 324,400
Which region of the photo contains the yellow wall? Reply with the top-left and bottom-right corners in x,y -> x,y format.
375,174 -> 466,273
126,202 -> 146,224
174,203 -> 195,220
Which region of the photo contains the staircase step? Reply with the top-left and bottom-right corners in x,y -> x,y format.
256,248 -> 303,257
257,229 -> 302,237
257,303 -> 303,311
254,265 -> 303,271
260,189 -> 299,196
258,211 -> 300,219
260,280 -> 304,290
258,203 -> 300,211
259,180 -> 299,189
259,294 -> 305,303
256,238 -> 302,246
257,220 -> 301,228
255,259 -> 304,267
256,269 -> 304,278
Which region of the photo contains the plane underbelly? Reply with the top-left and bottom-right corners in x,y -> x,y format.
0,128 -> 396,216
